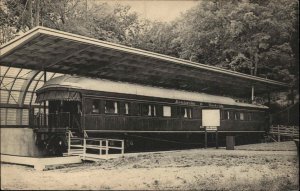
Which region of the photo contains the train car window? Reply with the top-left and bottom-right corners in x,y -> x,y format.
153,105 -> 156,116
234,112 -> 239,120
245,112 -> 252,121
92,100 -> 100,114
192,108 -> 201,119
171,106 -> 177,117
240,112 -> 245,120
221,110 -> 227,120
141,104 -> 149,116
131,103 -> 140,116
229,111 -> 234,120
180,107 -> 192,118
253,112 -> 260,121
105,100 -> 118,114
141,104 -> 157,116
188,108 -> 192,118
163,106 -> 171,117
180,108 -> 186,118
148,105 -> 152,116
222,110 -> 230,120
248,113 -> 252,121
125,103 -> 129,115
185,109 -> 188,118
156,105 -> 163,117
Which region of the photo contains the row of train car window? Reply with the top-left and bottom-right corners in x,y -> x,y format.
89,99 -> 192,118
87,99 -> 262,121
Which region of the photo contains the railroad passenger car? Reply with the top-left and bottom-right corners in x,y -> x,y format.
34,75 -> 268,153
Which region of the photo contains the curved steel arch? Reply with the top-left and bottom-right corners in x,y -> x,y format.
16,70 -> 40,125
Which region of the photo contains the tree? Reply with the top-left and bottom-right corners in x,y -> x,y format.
171,0 -> 298,85
0,0 -> 142,45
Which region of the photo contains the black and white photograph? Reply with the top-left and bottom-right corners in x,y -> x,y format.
0,0 -> 299,190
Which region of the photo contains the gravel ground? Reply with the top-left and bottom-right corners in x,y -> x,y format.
1,141 -> 299,190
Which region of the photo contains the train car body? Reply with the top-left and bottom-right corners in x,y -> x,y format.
35,75 -> 268,152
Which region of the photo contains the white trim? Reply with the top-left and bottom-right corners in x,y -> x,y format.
83,130 -> 265,133
40,75 -> 269,109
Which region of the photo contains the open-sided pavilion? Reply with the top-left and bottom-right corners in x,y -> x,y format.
0,27 -> 289,156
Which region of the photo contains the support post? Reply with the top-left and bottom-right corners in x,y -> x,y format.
287,108 -> 290,125
83,138 -> 86,160
291,88 -> 294,104
216,130 -> 219,149
99,140 -> 102,155
43,70 -> 47,126
267,92 -> 271,107
121,140 -> 124,155
68,131 -> 71,155
277,125 -> 280,142
105,140 -> 108,155
251,85 -> 255,103
205,127 -> 207,149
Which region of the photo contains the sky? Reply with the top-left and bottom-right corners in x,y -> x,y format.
103,0 -> 200,22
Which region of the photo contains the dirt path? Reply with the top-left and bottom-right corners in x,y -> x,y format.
1,142 -> 299,190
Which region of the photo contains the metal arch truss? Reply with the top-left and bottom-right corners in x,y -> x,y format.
16,70 -> 40,125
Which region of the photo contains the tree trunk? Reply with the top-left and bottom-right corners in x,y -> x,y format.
28,0 -> 33,29
35,0 -> 40,27
254,52 -> 258,76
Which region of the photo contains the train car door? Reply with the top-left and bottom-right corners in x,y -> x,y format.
62,101 -> 81,130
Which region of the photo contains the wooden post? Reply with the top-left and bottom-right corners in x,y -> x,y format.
287,108 -> 290,125
291,88 -> 294,104
68,131 -> 71,155
251,85 -> 255,103
205,127 -> 207,149
121,140 -> 124,155
43,70 -> 47,127
99,140 -> 102,155
277,125 -> 280,142
83,138 -> 86,160
105,140 -> 109,155
267,92 -> 271,107
216,130 -> 219,149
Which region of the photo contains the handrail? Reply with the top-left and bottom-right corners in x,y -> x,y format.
269,125 -> 299,142
67,130 -> 125,158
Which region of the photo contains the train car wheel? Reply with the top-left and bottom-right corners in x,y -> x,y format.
46,135 -> 67,156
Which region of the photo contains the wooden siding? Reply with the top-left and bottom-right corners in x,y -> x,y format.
83,114 -> 202,131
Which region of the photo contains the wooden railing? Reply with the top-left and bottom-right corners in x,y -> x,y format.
269,125 -> 299,141
33,112 -> 70,129
66,131 -> 124,159
67,131 -> 84,155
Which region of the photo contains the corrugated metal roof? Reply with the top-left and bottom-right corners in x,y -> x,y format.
38,75 -> 268,109
0,27 -> 289,97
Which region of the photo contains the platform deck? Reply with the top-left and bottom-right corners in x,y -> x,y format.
1,154 -> 82,170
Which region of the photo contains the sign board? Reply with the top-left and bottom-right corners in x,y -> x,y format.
206,126 -> 218,131
202,109 -> 220,127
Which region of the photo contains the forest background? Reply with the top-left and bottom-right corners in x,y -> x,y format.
1,0 -> 299,112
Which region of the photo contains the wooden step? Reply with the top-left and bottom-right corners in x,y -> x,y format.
80,153 -> 122,161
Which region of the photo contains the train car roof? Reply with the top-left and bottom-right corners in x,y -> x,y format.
37,75 -> 268,109
0,26 -> 289,97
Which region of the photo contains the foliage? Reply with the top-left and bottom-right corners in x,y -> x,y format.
172,0 -> 298,84
0,0 -> 141,44
0,0 -> 298,88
